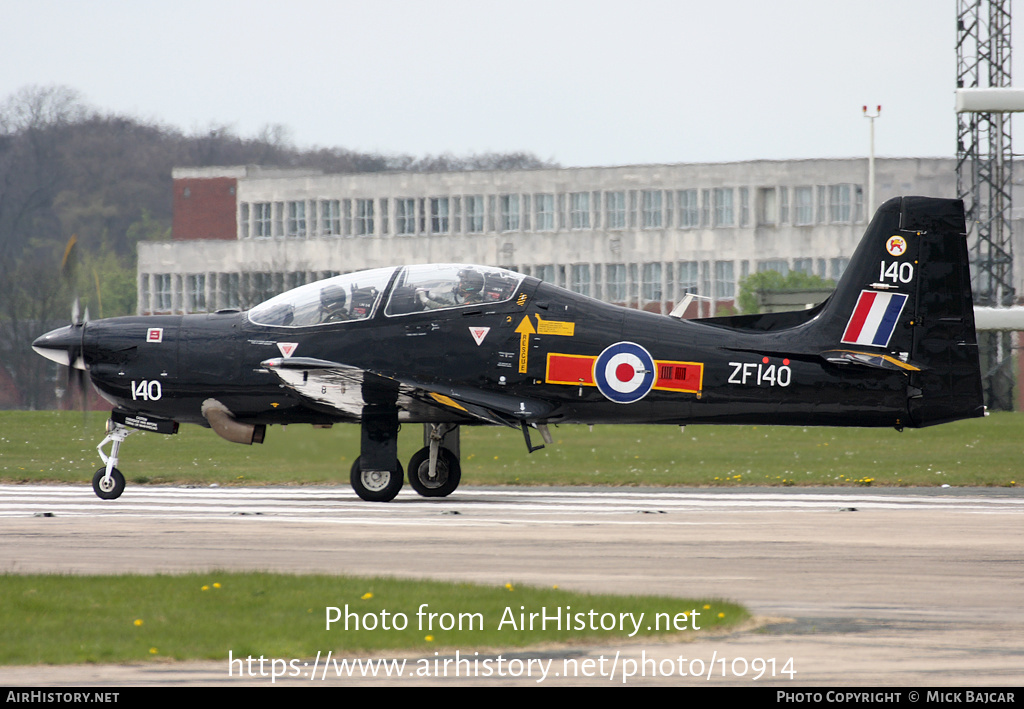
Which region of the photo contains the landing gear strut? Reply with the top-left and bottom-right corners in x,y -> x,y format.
94,420 -> 134,500
350,406 -> 404,502
408,423 -> 461,497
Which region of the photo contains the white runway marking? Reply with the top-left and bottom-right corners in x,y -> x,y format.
0,484 -> 1020,524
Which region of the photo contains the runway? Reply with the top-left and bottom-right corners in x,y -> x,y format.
1,484 -> 1022,686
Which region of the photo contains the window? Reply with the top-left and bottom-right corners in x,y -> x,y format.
758,259 -> 789,275
779,187 -> 789,224
430,197 -> 450,234
570,264 -> 591,296
570,192 -> 590,229
739,188 -> 750,227
225,273 -> 240,310
355,199 -> 374,236
187,274 -> 206,312
500,195 -> 520,231
677,190 -> 698,228
641,190 -> 663,229
287,201 -> 307,238
830,258 -> 850,280
854,185 -> 864,223
828,185 -> 852,223
534,194 -> 554,231
641,263 -> 662,302
155,274 -> 172,312
758,188 -> 776,226
465,195 -> 484,233
792,258 -> 813,274
701,190 -> 711,227
254,203 -> 272,238
713,188 -> 734,227
714,261 -> 735,299
605,264 -> 627,302
535,264 -> 555,283
677,261 -> 699,298
321,200 -> 341,236
794,187 -> 813,225
396,198 -> 416,235
606,191 -> 626,230
273,202 -> 284,237
240,204 -> 250,238
817,186 -> 826,224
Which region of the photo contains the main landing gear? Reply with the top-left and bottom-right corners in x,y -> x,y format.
349,419 -> 462,502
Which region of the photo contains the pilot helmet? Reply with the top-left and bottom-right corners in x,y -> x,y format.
320,284 -> 347,310
457,268 -> 484,296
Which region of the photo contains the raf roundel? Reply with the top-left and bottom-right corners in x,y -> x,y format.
593,342 -> 656,404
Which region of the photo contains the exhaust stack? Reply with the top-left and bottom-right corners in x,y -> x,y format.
201,399 -> 266,445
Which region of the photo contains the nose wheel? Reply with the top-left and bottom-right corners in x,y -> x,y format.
92,467 -> 126,500
93,420 -> 134,500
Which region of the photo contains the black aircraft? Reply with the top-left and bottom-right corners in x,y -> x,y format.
33,196 -> 985,502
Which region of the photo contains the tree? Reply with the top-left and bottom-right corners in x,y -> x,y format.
737,270 -> 835,315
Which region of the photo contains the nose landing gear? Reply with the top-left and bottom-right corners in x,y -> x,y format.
93,420 -> 134,500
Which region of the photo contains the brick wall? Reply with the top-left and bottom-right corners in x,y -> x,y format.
172,177 -> 238,240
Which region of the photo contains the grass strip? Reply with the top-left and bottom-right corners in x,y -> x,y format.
0,573 -> 745,665
1,411 -> 1020,488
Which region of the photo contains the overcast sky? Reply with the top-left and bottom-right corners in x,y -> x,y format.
3,0 -> 1019,167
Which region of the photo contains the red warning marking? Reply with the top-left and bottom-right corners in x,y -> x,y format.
545,353 -> 596,386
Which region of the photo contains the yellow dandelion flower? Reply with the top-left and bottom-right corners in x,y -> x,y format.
718,612 -> 725,619
201,585 -> 210,591
361,592 -> 373,600
133,619 -> 143,627
213,582 -> 221,589
149,647 -> 158,655
703,604 -> 711,610
505,583 -> 514,591
425,635 -> 434,642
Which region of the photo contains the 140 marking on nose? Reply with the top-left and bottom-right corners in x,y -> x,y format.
131,380 -> 163,401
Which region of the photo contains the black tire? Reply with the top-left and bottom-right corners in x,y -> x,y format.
407,447 -> 461,498
349,456 -> 404,502
92,467 -> 125,500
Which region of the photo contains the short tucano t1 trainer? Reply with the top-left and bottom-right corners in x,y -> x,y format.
34,196 -> 985,502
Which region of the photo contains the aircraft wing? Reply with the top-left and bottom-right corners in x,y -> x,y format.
260,357 -> 554,427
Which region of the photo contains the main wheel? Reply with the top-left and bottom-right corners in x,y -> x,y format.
92,467 -> 125,500
407,447 -> 461,498
349,456 -> 404,502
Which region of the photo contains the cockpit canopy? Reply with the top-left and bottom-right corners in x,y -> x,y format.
248,264 -> 524,328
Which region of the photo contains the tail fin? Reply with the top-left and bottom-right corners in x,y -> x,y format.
701,196 -> 985,427
817,196 -> 984,426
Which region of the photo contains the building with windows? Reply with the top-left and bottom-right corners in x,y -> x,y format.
140,158 -> 961,317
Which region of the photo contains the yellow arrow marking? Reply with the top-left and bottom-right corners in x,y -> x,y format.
515,316 -> 535,374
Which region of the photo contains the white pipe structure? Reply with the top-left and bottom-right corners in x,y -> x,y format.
973,307 -> 1024,331
862,105 -> 881,215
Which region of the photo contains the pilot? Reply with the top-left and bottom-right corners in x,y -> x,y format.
454,268 -> 485,304
319,284 -> 350,322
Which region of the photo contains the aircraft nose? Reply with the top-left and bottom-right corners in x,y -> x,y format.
32,324 -> 86,369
